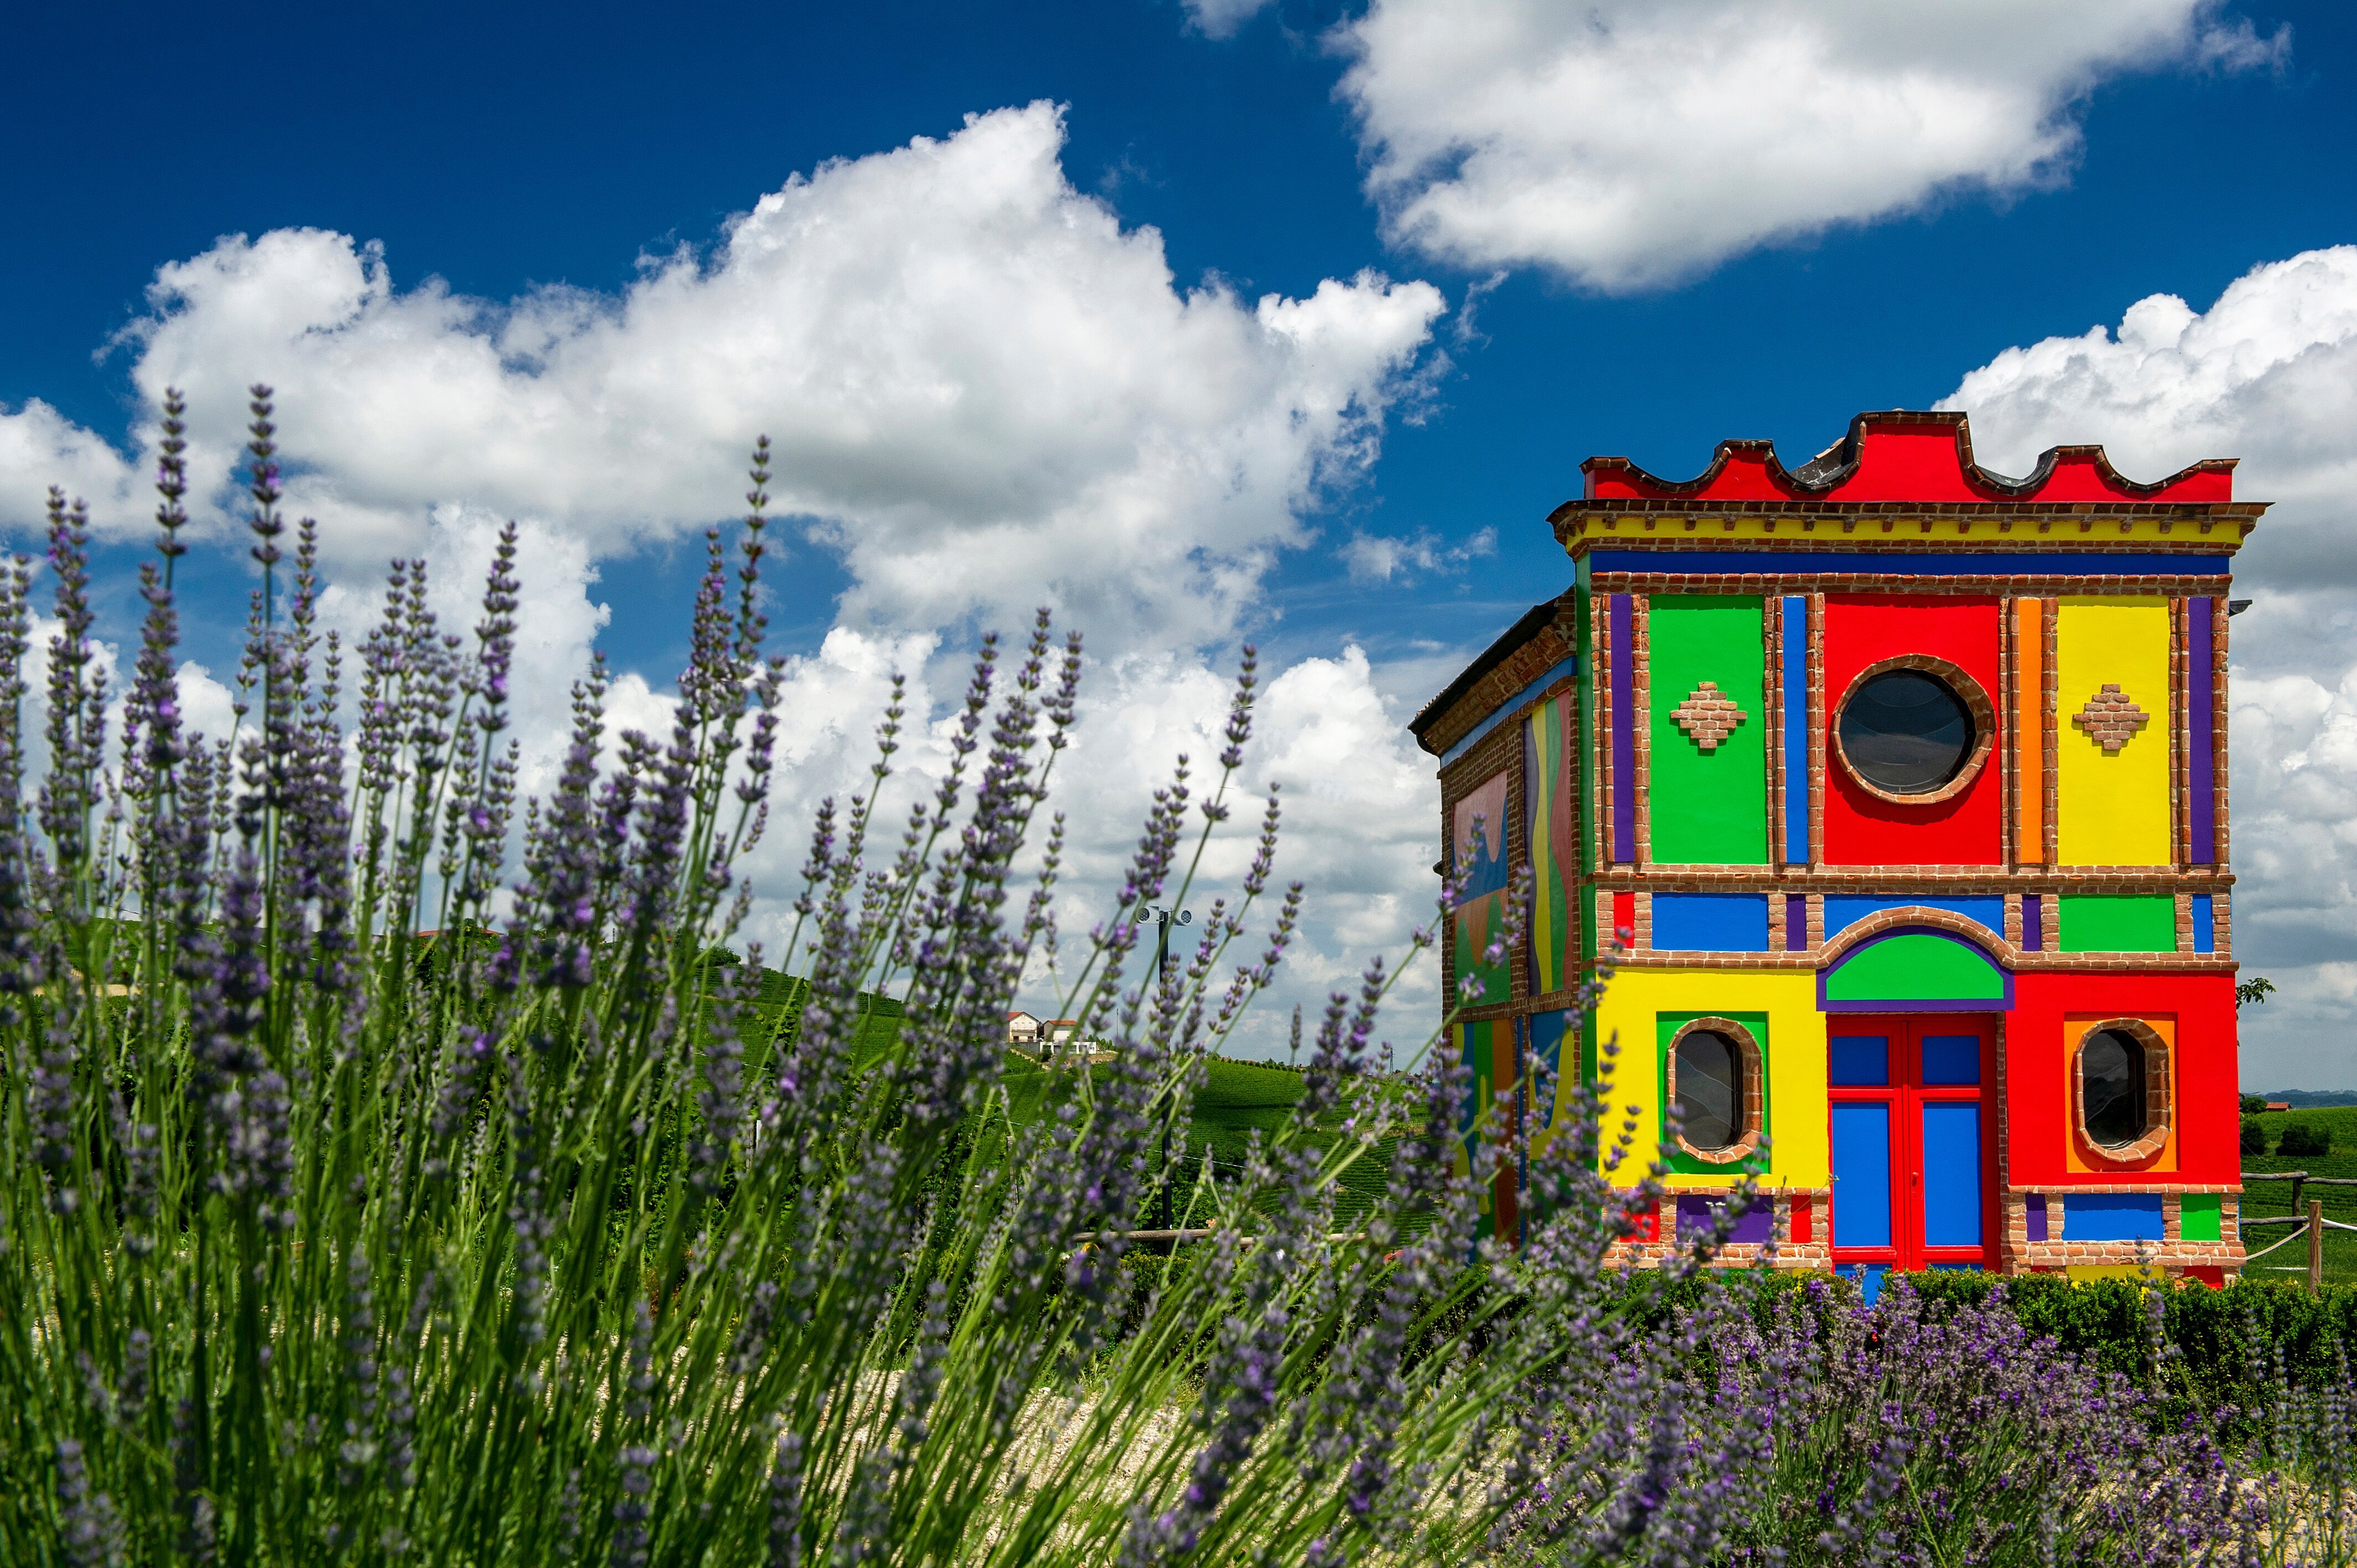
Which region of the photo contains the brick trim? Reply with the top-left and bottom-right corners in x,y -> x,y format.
1827,653 -> 1998,806
2070,1018 -> 2173,1169
1666,1017 -> 1766,1164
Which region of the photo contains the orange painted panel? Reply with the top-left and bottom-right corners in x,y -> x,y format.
2016,598 -> 2044,864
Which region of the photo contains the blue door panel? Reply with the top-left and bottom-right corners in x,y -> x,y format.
1919,1102 -> 1983,1247
1836,1263 -> 1888,1304
1919,1035 -> 1981,1085
1830,1103 -> 1892,1249
1829,1035 -> 1890,1086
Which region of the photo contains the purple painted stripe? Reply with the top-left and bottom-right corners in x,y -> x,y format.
2021,894 -> 2044,952
1823,997 -> 2010,1014
2026,1193 -> 2048,1242
1785,894 -> 1807,952
2190,597 -> 2215,864
1676,1193 -> 1774,1244
1610,594 -> 1635,863
1782,595 -> 1809,864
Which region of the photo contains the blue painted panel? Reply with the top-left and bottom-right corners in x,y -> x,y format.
1830,1103 -> 1892,1248
1587,550 -> 2229,577
1829,1035 -> 1889,1086
2064,1193 -> 2165,1241
1823,896 -> 2006,943
1920,1035 -> 1981,1085
1919,1102 -> 1983,1248
1783,596 -> 1809,865
2192,894 -> 2215,954
1836,1263 -> 1888,1304
1651,894 -> 1770,952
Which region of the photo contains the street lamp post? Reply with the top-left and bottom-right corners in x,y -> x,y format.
1141,904 -> 1191,1232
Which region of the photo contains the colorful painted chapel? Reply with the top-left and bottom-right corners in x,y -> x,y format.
1411,411 -> 2257,1288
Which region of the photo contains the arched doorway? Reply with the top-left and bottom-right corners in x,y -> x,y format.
1820,929 -> 2009,1294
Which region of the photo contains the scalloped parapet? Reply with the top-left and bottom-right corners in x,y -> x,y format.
1581,410 -> 2234,504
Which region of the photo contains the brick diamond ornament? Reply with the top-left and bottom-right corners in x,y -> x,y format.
2072,684 -> 2150,754
1671,680 -> 1747,753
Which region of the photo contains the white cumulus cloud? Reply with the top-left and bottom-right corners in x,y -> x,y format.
1332,0 -> 2286,290
0,101 -> 1457,1058
1182,0 -> 1277,39
4,102 -> 1443,652
1941,245 -> 2357,1091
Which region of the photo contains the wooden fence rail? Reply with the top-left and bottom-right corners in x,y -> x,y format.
2241,1199 -> 2353,1291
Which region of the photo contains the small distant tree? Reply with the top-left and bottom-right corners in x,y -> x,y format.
2241,1094 -> 2268,1115
2241,1119 -> 2268,1156
2279,1123 -> 2335,1157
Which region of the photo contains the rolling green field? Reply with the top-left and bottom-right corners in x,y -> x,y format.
997,1053 -> 1406,1225
2240,1104 -> 2357,1285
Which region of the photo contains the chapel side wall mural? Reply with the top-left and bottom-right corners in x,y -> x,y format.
1450,770 -> 1513,1008
1411,410 -> 2257,1286
1523,693 -> 1578,998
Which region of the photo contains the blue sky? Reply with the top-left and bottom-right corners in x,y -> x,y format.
4,1 -> 2355,1086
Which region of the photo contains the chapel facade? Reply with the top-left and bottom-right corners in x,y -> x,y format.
1411,411 -> 2257,1288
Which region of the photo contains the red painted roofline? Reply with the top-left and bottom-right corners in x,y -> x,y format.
1581,410 -> 2234,505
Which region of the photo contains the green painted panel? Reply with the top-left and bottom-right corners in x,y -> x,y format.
2057,895 -> 2177,953
2180,1193 -> 2222,1242
1825,934 -> 2006,1003
1648,595 -> 1767,865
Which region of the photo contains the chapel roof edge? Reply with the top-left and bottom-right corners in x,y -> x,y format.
1575,410 -> 2239,508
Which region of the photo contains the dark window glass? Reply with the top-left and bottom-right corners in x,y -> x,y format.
2082,1030 -> 2148,1147
1674,1029 -> 1743,1151
1839,669 -> 1974,795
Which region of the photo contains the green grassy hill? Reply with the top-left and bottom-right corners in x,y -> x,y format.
995,1050 -> 1408,1226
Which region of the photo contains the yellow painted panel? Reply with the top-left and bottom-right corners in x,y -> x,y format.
1582,967 -> 1826,1188
2063,1265 -> 2163,1283
2055,598 -> 2172,866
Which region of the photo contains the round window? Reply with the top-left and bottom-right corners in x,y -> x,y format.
1673,1029 -> 1742,1152
2081,1029 -> 2148,1148
1838,669 -> 1975,796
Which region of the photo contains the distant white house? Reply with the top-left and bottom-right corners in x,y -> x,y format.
1007,1013 -> 1107,1061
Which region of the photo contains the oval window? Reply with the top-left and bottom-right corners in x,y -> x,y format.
2081,1029 -> 2148,1148
1674,1029 -> 1742,1152
1839,669 -> 1974,795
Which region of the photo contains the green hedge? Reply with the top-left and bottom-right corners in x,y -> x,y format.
1565,1267 -> 2357,1415
1890,1271 -> 2357,1409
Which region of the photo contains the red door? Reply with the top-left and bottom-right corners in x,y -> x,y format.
1828,1017 -> 1998,1293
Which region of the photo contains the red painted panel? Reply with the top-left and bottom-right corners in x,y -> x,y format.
1790,1194 -> 1813,1244
2003,970 -> 2240,1189
1582,413 -> 2235,504
1821,594 -> 2004,866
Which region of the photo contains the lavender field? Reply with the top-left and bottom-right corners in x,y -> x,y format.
2,403 -> 2354,1565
